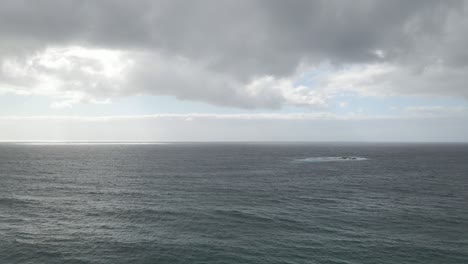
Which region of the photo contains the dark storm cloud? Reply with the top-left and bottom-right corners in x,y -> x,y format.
0,0 -> 467,107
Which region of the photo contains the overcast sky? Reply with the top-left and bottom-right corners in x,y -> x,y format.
1,0 -> 468,141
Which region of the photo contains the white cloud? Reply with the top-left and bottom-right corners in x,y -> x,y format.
1,46 -> 330,109
318,63 -> 396,97
315,62 -> 468,99
338,102 -> 348,108
0,109 -> 463,123
0,46 -> 130,107
1,113 -> 467,142
404,105 -> 468,117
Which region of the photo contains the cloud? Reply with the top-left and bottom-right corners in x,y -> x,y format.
1,46 -> 331,108
0,0 -> 467,108
1,113 -> 467,142
404,106 -> 468,117
0,109 -> 464,123
318,63 -> 468,99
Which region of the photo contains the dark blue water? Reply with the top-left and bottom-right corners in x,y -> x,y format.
1,143 -> 467,263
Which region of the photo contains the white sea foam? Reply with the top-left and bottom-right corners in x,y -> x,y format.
296,156 -> 367,162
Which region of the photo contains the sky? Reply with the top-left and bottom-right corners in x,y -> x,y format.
1,0 -> 468,142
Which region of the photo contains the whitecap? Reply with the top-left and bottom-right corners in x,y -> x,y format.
295,156 -> 367,162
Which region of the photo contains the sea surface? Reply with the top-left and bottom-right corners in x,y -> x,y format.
0,143 -> 467,264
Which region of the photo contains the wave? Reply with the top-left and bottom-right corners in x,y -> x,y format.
295,156 -> 367,162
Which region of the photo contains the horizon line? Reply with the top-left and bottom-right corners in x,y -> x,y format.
1,140 -> 467,144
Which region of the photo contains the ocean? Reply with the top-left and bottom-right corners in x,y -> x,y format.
0,143 -> 467,263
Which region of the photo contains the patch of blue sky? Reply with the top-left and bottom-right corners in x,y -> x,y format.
293,63 -> 332,88
293,64 -> 468,116
0,94 -> 52,116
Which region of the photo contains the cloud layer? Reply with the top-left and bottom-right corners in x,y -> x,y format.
2,113 -> 467,142
1,0 -> 467,108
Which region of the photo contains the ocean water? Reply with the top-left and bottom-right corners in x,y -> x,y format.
0,143 -> 467,264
